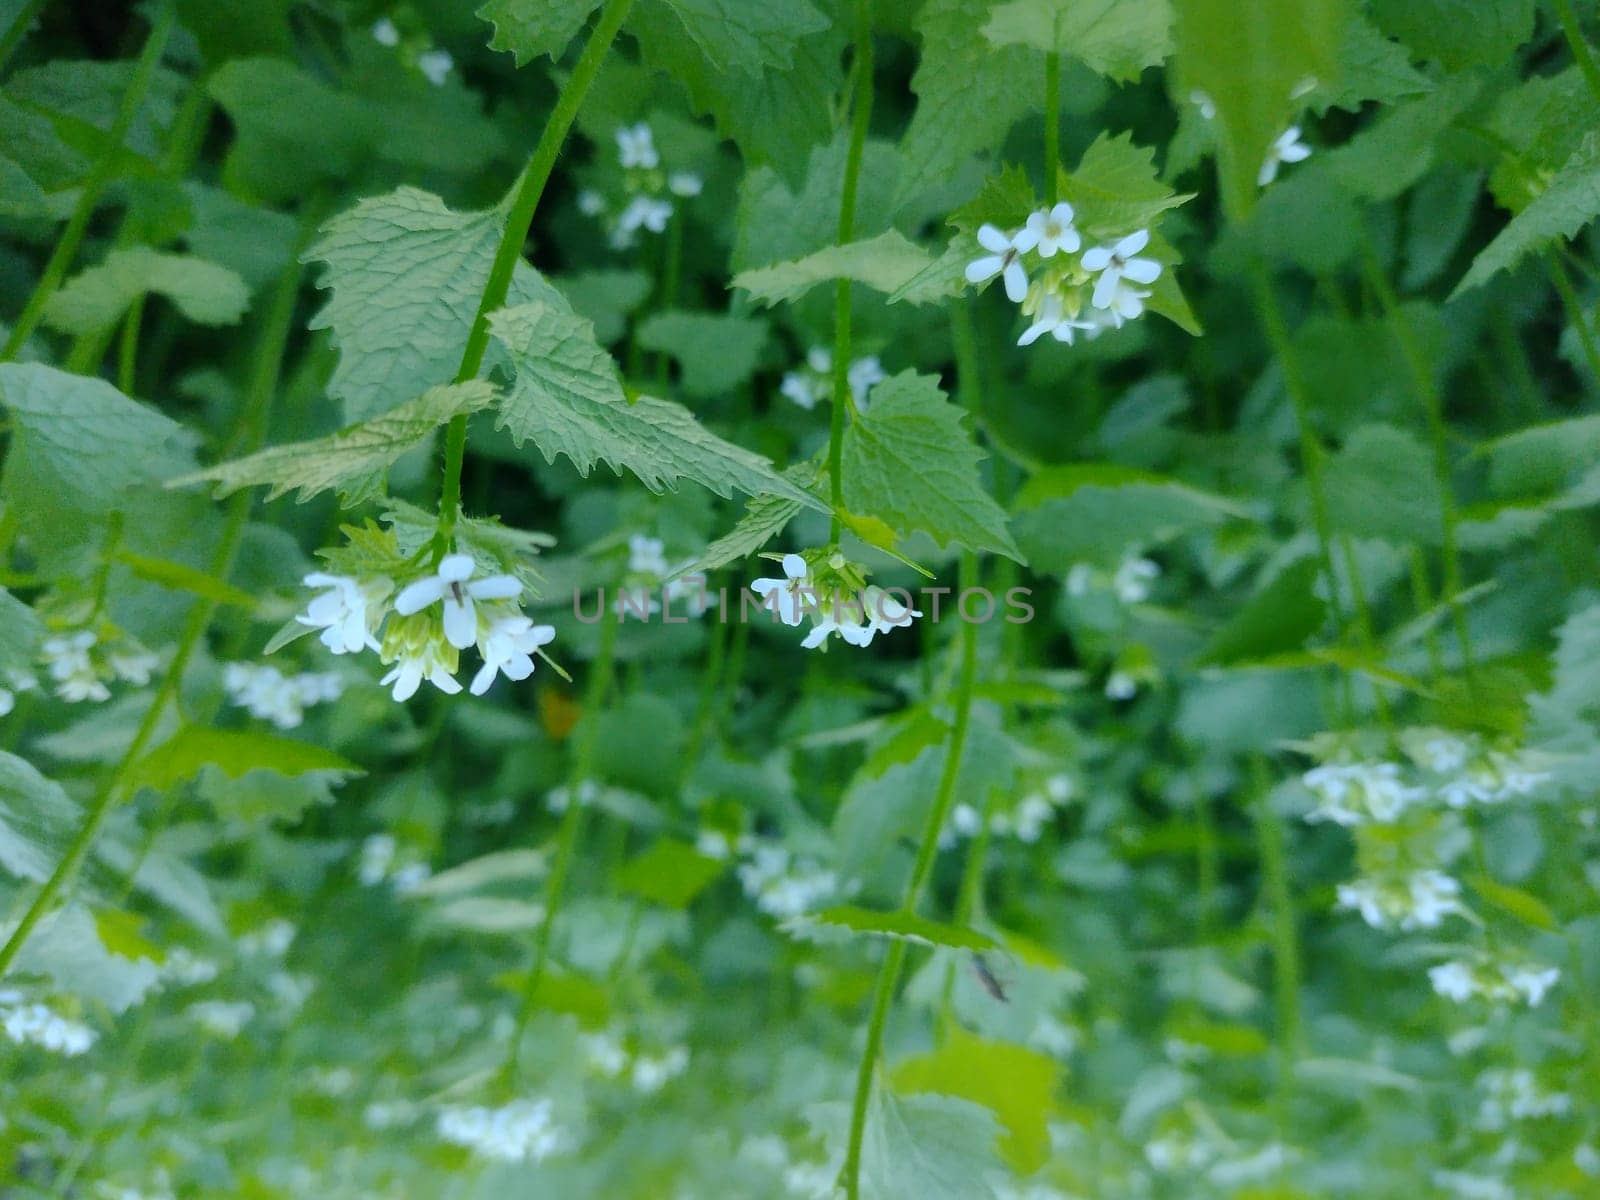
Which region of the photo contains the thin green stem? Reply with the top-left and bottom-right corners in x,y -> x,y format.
1044,52 -> 1061,204
1547,250 -> 1600,384
0,0 -> 49,75
843,552 -> 979,1199
505,603 -> 619,1077
653,210 -> 685,385
0,221 -> 305,976
434,0 -> 635,553
1359,244 -> 1474,673
1552,0 -> 1600,107
1,3 -> 175,362
1337,534 -> 1393,730
117,297 -> 144,395
1251,755 -> 1301,1128
827,0 -> 875,544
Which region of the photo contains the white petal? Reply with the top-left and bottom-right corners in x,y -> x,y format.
1080,246 -> 1112,272
1009,225 -> 1040,253
1018,319 -> 1054,347
470,662 -> 497,695
394,577 -> 446,615
800,623 -> 833,649
438,554 -> 475,583
781,553 -> 807,580
1091,271 -> 1120,310
1121,257 -> 1162,285
384,663 -> 422,702
442,596 -> 477,649
1281,142 -> 1312,164
465,574 -> 521,601
976,223 -> 1010,252
1116,229 -> 1150,256
303,572 -> 343,588
1058,228 -> 1081,253
965,255 -> 1003,284
527,625 -> 557,650
1050,201 -> 1075,224
1002,260 -> 1028,303
429,666 -> 463,695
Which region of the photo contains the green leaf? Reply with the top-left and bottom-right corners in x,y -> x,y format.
115,551 -> 258,609
1172,0 -> 1344,219
892,1026 -> 1061,1174
0,752 -> 80,884
615,837 -> 724,909
408,849 -> 548,898
687,465 -> 817,573
798,906 -> 1000,951
1199,555 -> 1327,664
304,187 -> 562,422
174,381 -> 496,504
43,246 -> 249,336
648,0 -> 828,76
556,268 -> 653,344
982,0 -> 1173,82
0,363 -> 195,535
841,371 -> 1022,561
1059,131 -> 1193,238
1322,424 -> 1442,545
1308,12 -> 1433,114
0,588 -> 43,677
488,300 -> 822,508
731,230 -> 936,307
1468,873 -> 1558,931
856,1090 -> 1003,1200
898,0 -> 1043,206
634,311 -> 770,397
1455,134 -> 1600,296
9,903 -> 160,1014
1368,0 -> 1535,70
1542,603 -> 1600,716
478,0 -> 602,65
1321,75 -> 1481,202
132,727 -> 362,793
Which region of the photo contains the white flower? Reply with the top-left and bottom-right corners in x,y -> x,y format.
1105,670 -> 1138,700
1113,555 -> 1159,603
437,1098 -> 567,1163
847,355 -> 886,406
394,554 -> 521,650
188,1000 -> 254,1039
1504,963 -> 1560,1007
1258,125 -> 1312,186
611,195 -> 673,247
780,370 -> 820,409
1082,229 -> 1161,317
750,553 -> 813,627
471,612 -> 555,695
1302,761 -> 1422,825
0,994 -> 95,1056
862,586 -> 921,640
1018,293 -> 1090,347
1337,869 -> 1463,931
965,224 -> 1031,302
695,829 -> 732,859
358,833 -> 397,886
380,637 -> 461,701
298,573 -> 388,655
577,188 -> 606,216
108,645 -> 158,685
1429,960 -> 1478,1003
371,17 -> 400,46
42,630 -> 109,702
417,48 -> 453,86
668,171 -> 702,197
631,1046 -> 688,1094
580,1030 -> 629,1077
628,535 -> 670,577
1024,202 -> 1081,257
616,122 -> 659,170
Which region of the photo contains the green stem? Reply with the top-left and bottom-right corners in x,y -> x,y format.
653,210 -> 685,386
434,0 -> 636,553
117,297 -> 144,395
0,222 -> 305,976
1359,244 -> 1474,673
0,0 -> 48,75
1044,51 -> 1061,204
1547,250 -> 1600,384
1552,0 -> 1600,107
1251,755 -> 1301,1127
505,603 -> 619,1077
843,551 -> 979,1199
0,3 -> 175,363
1337,534 -> 1393,730
826,0 -> 875,544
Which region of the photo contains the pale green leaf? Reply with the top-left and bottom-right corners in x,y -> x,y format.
116,550 -> 258,609
983,0 -> 1172,81
478,0 -> 602,65
732,230 -> 936,307
43,246 -> 249,336
650,0 -> 827,76
488,300 -> 822,508
1322,424 -> 1442,545
9,904 -> 160,1014
408,849 -> 547,898
0,752 -> 79,884
615,837 -> 724,909
634,311 -> 769,397
132,727 -> 362,793
1059,131 -> 1193,238
173,381 -> 496,504
687,464 -> 817,573
1455,134 -> 1600,296
0,588 -> 43,678
1369,0 -> 1534,70
847,1090 -> 1002,1200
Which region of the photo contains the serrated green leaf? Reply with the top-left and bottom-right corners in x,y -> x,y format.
9,903 -> 160,1014
0,752 -> 79,884
634,310 -> 769,397
615,837 -> 724,908
1060,131 -> 1193,237
649,0 -> 827,76
983,0 -> 1172,82
132,726 -> 362,793
687,465 -> 817,573
43,246 -> 248,335
892,1026 -> 1061,1174
174,381 -> 496,504
1308,12 -> 1433,114
1368,0 -> 1534,70
732,230 -> 936,307
801,906 -> 1000,951
840,371 -> 1022,561
478,0 -> 602,65
857,1090 -> 1003,1200
1322,424 -> 1442,544
488,300 -> 822,509
1455,134 -> 1600,296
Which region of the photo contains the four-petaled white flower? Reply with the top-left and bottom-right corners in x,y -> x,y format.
471,613 -> 556,696
1082,229 -> 1162,315
616,123 -> 659,170
299,573 -> 389,655
750,554 -> 812,627
1258,126 -> 1312,186
41,631 -> 108,703
394,554 -> 522,650
1025,201 -> 1081,258
612,195 -> 672,247
417,49 -> 453,87
966,224 -> 1031,302
380,637 -> 461,702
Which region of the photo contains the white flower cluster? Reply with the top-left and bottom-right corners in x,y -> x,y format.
749,552 -> 921,651
967,201 -> 1163,346
578,123 -> 702,251
296,553 -> 554,701
222,662 -> 342,729
187,1000 -> 254,1039
0,991 -> 94,1055
435,1097 -> 569,1163
356,833 -> 432,894
161,946 -> 220,987
11,628 -> 159,706
1335,869 -> 1463,932
577,1029 -> 688,1094
779,347 -> 886,412
736,838 -> 837,919
615,534 -> 708,618
370,16 -> 453,86
945,773 -> 1075,846
1428,955 -> 1560,1008
1475,1068 -> 1573,1131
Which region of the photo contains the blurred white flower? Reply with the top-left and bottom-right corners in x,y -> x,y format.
1337,869 -> 1464,931
42,630 -> 108,702
616,123 -> 659,170
631,1045 -> 688,1094
417,48 -> 452,86
966,223 -> 1033,302
1113,555 -> 1159,603
188,1000 -> 254,1039
668,171 -> 702,197
1259,125 -> 1312,186
298,573 -> 389,655
1024,202 -> 1081,258
436,1098 -> 568,1163
371,17 -> 400,46
0,992 -> 94,1055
